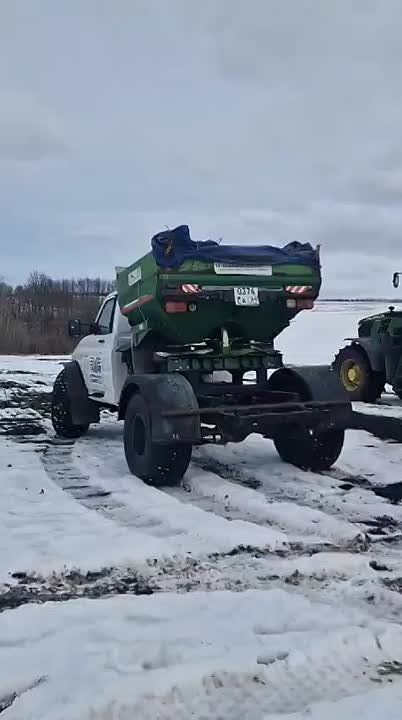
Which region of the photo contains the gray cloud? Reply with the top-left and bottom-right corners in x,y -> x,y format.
0,92 -> 66,163
1,0 -> 402,296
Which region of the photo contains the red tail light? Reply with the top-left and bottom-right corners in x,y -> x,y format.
297,299 -> 314,310
165,301 -> 188,313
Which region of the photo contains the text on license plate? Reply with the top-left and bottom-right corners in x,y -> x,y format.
234,287 -> 259,306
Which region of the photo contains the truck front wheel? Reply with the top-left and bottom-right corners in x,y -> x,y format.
274,426 -> 344,472
51,370 -> 90,439
124,393 -> 192,486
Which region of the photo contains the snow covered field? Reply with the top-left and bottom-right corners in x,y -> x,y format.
2,302 -> 402,719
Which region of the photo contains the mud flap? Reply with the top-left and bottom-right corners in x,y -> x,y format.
119,373 -> 201,444
344,338 -> 385,374
61,361 -> 100,426
268,365 -> 352,430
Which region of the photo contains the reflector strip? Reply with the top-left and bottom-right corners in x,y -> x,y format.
181,284 -> 201,293
121,294 -> 154,314
285,285 -> 312,294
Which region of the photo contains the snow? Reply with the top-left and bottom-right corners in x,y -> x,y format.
0,355 -> 67,375
354,398 -> 402,418
268,683 -> 402,720
0,434 -> 287,584
2,589 -> 402,720
0,355 -> 65,391
0,438 -> 164,582
276,301 -> 388,366
2,304 -> 402,718
185,464 -> 362,546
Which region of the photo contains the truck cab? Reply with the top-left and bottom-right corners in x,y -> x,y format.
71,292 -> 130,407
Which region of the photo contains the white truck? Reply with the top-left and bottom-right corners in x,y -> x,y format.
51,289 -> 351,487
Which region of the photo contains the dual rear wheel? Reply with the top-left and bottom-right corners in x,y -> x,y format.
273,426 -> 345,472
51,375 -> 192,487
52,372 -> 345,485
123,394 -> 192,486
124,386 -> 345,480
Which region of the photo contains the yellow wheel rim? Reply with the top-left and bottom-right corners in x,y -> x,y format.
340,360 -> 363,392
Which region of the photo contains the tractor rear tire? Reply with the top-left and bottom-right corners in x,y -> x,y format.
274,427 -> 345,472
333,345 -> 384,403
51,370 -> 90,439
124,393 -> 192,486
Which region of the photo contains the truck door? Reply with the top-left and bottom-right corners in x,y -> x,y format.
74,295 -> 117,400
87,295 -> 117,400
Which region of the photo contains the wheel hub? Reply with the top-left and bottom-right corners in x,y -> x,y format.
341,361 -> 363,391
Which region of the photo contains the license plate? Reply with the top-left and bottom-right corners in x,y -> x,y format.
234,287 -> 259,306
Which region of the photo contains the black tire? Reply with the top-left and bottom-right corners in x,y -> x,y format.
274,427 -> 345,472
333,345 -> 384,402
124,393 -> 192,486
51,370 -> 89,439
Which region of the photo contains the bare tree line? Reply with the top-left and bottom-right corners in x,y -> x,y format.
0,272 -> 114,354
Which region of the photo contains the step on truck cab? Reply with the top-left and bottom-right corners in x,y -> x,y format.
52,225 -> 352,485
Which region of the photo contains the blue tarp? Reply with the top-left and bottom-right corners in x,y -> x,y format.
151,225 -> 320,270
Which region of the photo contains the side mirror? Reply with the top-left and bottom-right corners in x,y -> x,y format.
393,272 -> 400,289
68,319 -> 82,338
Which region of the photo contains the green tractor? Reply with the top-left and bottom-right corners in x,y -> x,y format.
333,272 -> 402,402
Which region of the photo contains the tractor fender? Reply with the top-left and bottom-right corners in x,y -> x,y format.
60,361 -> 100,425
268,365 -> 350,404
118,373 -> 201,444
344,338 -> 385,373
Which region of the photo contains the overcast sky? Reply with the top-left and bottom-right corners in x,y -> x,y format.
1,0 -> 402,296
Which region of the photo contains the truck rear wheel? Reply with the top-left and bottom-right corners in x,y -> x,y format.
124,393 -> 192,486
274,427 -> 344,472
51,370 -> 90,439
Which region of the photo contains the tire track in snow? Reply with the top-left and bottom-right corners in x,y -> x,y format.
172,464 -> 366,551
193,432 -> 402,537
70,426 -> 365,554
4,432 -> 402,623
34,431 -> 376,598
15,424 -> 402,603
39,432 -> 288,556
39,426 -> 391,564
67,428 -> 402,607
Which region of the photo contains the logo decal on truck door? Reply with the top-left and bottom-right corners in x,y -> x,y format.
89,356 -> 102,384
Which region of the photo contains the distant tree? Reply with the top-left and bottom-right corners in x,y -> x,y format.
0,279 -> 12,296
0,270 -> 113,354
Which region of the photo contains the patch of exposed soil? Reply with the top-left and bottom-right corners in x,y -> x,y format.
352,411 -> 402,443
0,678 -> 46,714
192,457 -> 262,490
0,568 -> 156,612
0,384 -> 50,437
0,421 -> 46,436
